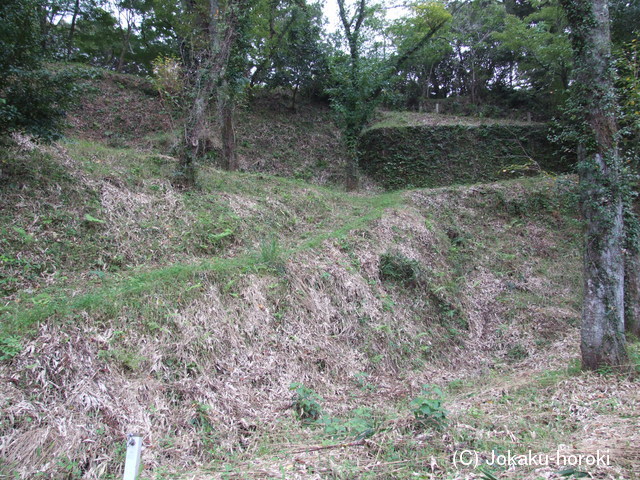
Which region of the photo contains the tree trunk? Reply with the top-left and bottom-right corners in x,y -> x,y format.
344,136 -> 359,191
345,157 -> 359,191
580,151 -> 627,369
291,82 -> 299,112
116,21 -> 132,73
67,0 -> 80,59
178,87 -> 209,186
179,0 -> 246,186
561,0 -> 629,370
220,88 -> 238,171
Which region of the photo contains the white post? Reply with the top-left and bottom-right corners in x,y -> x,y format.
123,434 -> 142,480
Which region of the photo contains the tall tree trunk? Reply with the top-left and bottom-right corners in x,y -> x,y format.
580,150 -> 627,369
220,85 -> 238,171
345,153 -> 358,191
291,82 -> 299,112
116,21 -> 132,73
67,0 -> 80,59
179,84 -> 209,185
177,0 -> 220,184
560,0 -> 629,370
178,0 -> 246,184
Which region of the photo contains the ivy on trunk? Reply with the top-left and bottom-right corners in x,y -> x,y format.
560,0 -> 629,370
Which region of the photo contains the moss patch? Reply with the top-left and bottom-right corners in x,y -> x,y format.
359,124 -> 574,189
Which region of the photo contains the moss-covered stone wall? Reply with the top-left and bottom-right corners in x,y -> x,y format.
358,124 -> 573,189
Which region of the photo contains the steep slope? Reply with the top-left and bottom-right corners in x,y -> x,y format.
66,71 -> 348,186
3,134 -> 637,480
0,75 -> 638,479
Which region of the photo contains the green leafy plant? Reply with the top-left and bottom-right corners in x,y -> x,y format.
0,335 -> 22,361
353,371 -> 376,392
190,213 -> 236,254
1,0 -> 80,140
379,251 -> 423,287
290,382 -> 323,422
55,455 -> 83,480
409,384 -> 447,429
150,55 -> 185,127
478,467 -> 499,480
318,407 -> 378,439
558,468 -> 590,478
258,238 -> 286,274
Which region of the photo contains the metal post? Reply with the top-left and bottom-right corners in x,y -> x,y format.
123,434 -> 142,480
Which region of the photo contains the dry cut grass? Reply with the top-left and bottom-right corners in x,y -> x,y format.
1,135 -> 636,480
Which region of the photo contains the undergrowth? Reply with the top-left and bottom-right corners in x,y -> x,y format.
2,127 -> 625,480
0,139 -> 402,355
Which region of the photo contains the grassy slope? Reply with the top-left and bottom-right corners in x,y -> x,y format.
0,73 -> 638,480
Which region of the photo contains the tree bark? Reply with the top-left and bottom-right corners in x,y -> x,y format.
345,143 -> 359,191
560,0 -> 629,370
67,0 -> 80,59
178,0 -> 242,184
116,19 -> 133,73
220,86 -> 238,171
580,151 -> 627,369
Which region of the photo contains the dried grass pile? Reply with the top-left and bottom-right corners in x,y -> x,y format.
3,145 -> 620,479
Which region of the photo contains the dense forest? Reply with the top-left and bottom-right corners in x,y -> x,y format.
1,1 -> 637,134
1,0 -> 640,479
2,0 -> 640,187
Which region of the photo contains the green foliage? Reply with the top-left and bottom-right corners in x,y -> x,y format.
151,55 -> 185,117
0,68 -> 81,140
628,342 -> 640,373
409,384 -> 447,429
83,213 -> 106,225
506,344 -> 528,361
55,455 -> 83,480
250,1 -> 328,100
493,2 -> 572,100
615,37 -> 640,163
386,2 -> 452,107
610,0 -> 640,45
353,371 -> 376,392
379,251 -> 423,287
325,0 -> 394,187
0,335 -> 22,361
318,407 -> 378,439
0,0 -> 40,71
478,467 -> 500,480
191,218 -> 235,254
327,52 -> 390,141
0,0 -> 79,139
290,382 -> 323,422
97,348 -> 146,371
557,468 -> 591,478
256,237 -> 286,274
70,1 -> 178,74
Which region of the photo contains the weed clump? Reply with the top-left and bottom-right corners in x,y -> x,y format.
290,382 -> 323,422
379,251 -> 423,287
410,384 -> 447,430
